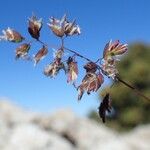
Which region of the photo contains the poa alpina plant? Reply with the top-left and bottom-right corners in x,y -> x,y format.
0,14 -> 149,122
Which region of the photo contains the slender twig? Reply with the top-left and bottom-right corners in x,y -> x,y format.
36,38 -> 95,62
95,58 -> 101,63
37,39 -> 47,46
63,47 -> 103,72
117,76 -> 150,102
61,37 -> 64,48
64,47 -> 93,62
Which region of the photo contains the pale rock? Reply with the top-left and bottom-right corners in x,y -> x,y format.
0,99 -> 149,150
123,125 -> 150,150
3,124 -> 74,150
0,100 -> 38,126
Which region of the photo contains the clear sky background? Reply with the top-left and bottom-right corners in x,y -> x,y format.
0,0 -> 150,116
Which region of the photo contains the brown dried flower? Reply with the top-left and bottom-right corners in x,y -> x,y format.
47,15 -> 66,37
54,48 -> 64,59
28,15 -> 43,40
44,60 -> 65,77
15,43 -> 31,59
64,20 -> 81,36
98,93 -> 112,123
102,40 -> 128,79
102,60 -> 118,79
47,14 -> 81,37
103,40 -> 128,60
0,27 -> 24,43
84,62 -> 97,73
78,72 -> 104,100
67,57 -> 78,83
33,46 -> 48,66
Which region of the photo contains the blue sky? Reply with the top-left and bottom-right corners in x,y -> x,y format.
0,0 -> 150,116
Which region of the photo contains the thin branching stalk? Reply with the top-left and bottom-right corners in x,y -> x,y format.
35,38 -> 150,103
117,77 -> 150,102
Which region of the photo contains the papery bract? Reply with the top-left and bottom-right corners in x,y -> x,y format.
48,14 -> 81,37
28,15 -> 42,40
102,40 -> 128,79
84,62 -> 97,73
64,20 -> 81,36
78,72 -> 104,100
98,93 -> 111,123
102,60 -> 118,79
67,57 -> 78,83
103,40 -> 128,59
54,48 -> 64,59
44,62 -> 58,77
47,15 -> 66,37
44,59 -> 65,77
15,43 -> 31,59
33,46 -> 48,66
0,27 -> 24,43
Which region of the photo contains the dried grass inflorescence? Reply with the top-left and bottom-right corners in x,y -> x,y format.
2,14 -> 148,123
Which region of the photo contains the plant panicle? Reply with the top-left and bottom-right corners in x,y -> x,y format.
0,14 -> 149,123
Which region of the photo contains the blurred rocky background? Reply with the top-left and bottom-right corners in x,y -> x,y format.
0,99 -> 150,150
